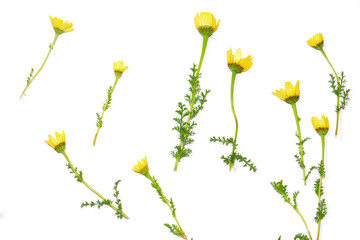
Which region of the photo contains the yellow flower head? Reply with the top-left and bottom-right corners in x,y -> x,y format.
113,61 -> 128,78
132,156 -> 149,176
311,115 -> 329,136
50,16 -> 74,34
307,33 -> 324,50
194,12 -> 220,37
272,81 -> 300,104
45,131 -> 66,153
227,48 -> 253,74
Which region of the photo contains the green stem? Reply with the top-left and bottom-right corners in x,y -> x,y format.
229,71 -> 238,171
291,103 -> 307,185
145,173 -> 187,239
93,75 -> 121,146
61,150 -> 129,219
316,135 -> 326,240
282,193 -> 313,240
20,33 -> 60,99
319,48 -> 340,136
174,35 -> 209,171
295,206 -> 314,240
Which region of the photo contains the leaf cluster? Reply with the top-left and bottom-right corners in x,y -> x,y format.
113,180 -> 124,219
314,178 -> 324,198
317,162 -> 325,178
81,199 -> 112,209
164,224 -> 183,238
294,135 -> 310,170
95,85 -> 113,128
294,233 -> 310,240
271,180 -> 300,210
314,199 -> 327,222
211,136 -> 257,172
223,151 -> 257,172
171,64 -> 210,162
329,72 -> 350,112
66,163 -> 83,183
26,68 -> 34,84
96,113 -> 102,128
210,136 -> 234,146
304,166 -> 317,182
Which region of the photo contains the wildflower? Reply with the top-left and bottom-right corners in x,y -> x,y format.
132,156 -> 149,175
50,16 -> 74,34
272,81 -> 300,104
227,48 -> 253,73
307,33 -> 324,50
45,131 -> 66,153
194,12 -> 220,37
113,61 -> 128,78
311,115 -> 329,136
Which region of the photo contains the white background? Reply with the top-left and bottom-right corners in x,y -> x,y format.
0,0 -> 359,239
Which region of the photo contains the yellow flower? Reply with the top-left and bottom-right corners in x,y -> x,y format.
194,12 -> 220,37
307,33 -> 324,50
113,61 -> 128,78
45,131 -> 66,153
272,81 -> 300,104
227,48 -> 253,73
311,115 -> 329,136
132,156 -> 149,175
50,16 -> 74,34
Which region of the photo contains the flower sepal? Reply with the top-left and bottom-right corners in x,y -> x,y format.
228,64 -> 243,74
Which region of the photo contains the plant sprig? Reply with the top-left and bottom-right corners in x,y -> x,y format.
172,64 -> 210,171
271,180 -> 313,240
61,151 -> 129,219
329,72 -> 350,112
147,174 -> 187,239
93,76 -> 121,146
20,33 -> 60,99
210,70 -> 256,172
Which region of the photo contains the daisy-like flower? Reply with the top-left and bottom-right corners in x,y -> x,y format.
227,48 -> 253,74
113,61 -> 128,78
307,33 -> 324,50
272,81 -> 300,104
194,12 -> 220,37
132,156 -> 149,176
45,131 -> 66,153
50,16 -> 74,34
311,115 -> 329,136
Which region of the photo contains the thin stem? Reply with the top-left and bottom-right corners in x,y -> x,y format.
316,135 -> 326,240
174,35 -> 209,171
146,173 -> 187,239
319,48 -> 340,136
281,192 -> 313,240
61,150 -> 129,219
291,103 -> 307,185
93,75 -> 121,146
295,206 -> 314,240
229,71 -> 238,171
20,33 -> 60,99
